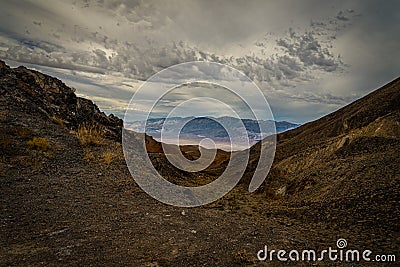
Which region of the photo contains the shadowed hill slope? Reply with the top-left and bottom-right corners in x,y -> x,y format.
274,77 -> 400,161
268,77 -> 398,190
243,77 -> 400,238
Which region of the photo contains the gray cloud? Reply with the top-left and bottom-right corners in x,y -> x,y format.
0,0 -> 399,123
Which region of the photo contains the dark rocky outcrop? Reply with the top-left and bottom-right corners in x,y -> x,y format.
0,60 -> 122,141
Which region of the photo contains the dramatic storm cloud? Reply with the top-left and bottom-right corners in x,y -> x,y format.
0,0 -> 399,123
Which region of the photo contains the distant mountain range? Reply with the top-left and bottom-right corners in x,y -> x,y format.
126,117 -> 299,150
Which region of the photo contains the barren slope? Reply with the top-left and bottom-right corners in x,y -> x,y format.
1,61 -> 398,266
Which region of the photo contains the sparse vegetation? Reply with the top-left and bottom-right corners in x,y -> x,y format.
76,123 -> 105,146
1,60 -> 399,266
27,137 -> 51,151
101,150 -> 116,165
52,116 -> 65,127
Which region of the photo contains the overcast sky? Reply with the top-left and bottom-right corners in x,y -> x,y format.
0,0 -> 399,123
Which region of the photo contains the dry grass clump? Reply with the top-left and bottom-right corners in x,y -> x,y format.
52,116 -> 65,127
101,150 -> 116,165
76,123 -> 105,146
82,142 -> 122,165
27,137 -> 51,151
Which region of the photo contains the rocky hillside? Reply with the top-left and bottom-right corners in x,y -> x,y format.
0,60 -> 122,141
244,77 -> 400,236
251,77 -> 400,197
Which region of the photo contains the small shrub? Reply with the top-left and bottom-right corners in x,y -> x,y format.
52,116 -> 65,127
27,137 -> 51,151
101,150 -> 116,165
76,123 -> 105,146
